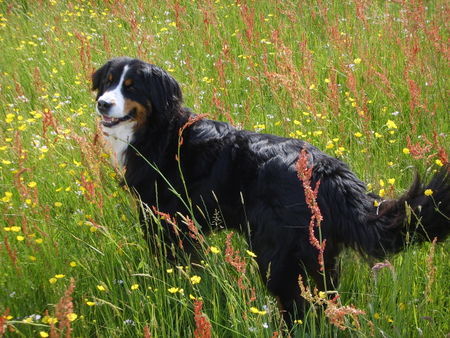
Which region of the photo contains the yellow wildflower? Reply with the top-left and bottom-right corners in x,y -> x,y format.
246,250 -> 257,258
190,275 -> 201,285
313,130 -> 323,137
249,307 -> 259,314
67,313 -> 78,321
249,307 -> 267,315
210,246 -> 220,254
47,317 -> 58,324
5,113 -> 15,123
386,120 -> 397,129
424,189 -> 433,196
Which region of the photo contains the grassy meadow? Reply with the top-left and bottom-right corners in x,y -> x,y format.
1,0 -> 449,336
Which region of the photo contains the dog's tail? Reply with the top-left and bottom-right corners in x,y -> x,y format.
330,165 -> 450,258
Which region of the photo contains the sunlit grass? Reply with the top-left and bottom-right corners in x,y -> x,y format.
0,0 -> 449,336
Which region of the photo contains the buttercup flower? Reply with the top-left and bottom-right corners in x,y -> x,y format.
67,313 -> 77,321
190,276 -> 201,285
386,120 -> 397,129
168,287 -> 180,294
249,307 -> 267,315
246,250 -> 257,258
210,246 -> 220,254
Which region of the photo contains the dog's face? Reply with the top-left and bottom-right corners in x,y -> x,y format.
92,57 -> 183,131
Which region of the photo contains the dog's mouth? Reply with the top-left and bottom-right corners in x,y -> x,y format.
100,110 -> 136,128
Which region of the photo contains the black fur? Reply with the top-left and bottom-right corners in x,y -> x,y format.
93,57 -> 450,324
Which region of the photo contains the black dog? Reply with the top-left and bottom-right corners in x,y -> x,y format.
92,57 -> 450,323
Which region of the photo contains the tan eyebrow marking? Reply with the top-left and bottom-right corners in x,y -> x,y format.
124,79 -> 133,87
108,74 -> 113,81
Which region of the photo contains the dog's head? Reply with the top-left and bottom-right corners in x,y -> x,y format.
92,57 -> 183,130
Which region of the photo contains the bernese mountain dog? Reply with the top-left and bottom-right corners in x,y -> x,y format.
92,57 -> 450,324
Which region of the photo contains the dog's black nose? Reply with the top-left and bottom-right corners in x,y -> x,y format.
97,100 -> 113,114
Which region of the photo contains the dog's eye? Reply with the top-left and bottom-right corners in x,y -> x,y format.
124,84 -> 136,91
124,79 -> 135,91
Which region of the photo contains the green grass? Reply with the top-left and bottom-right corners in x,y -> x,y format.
0,0 -> 449,337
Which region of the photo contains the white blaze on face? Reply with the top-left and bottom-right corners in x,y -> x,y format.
97,65 -> 129,118
98,64 -> 135,169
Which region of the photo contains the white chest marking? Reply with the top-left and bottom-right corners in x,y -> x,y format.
103,121 -> 135,169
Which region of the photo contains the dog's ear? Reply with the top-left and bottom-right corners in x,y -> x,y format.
142,65 -> 183,117
91,61 -> 112,92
